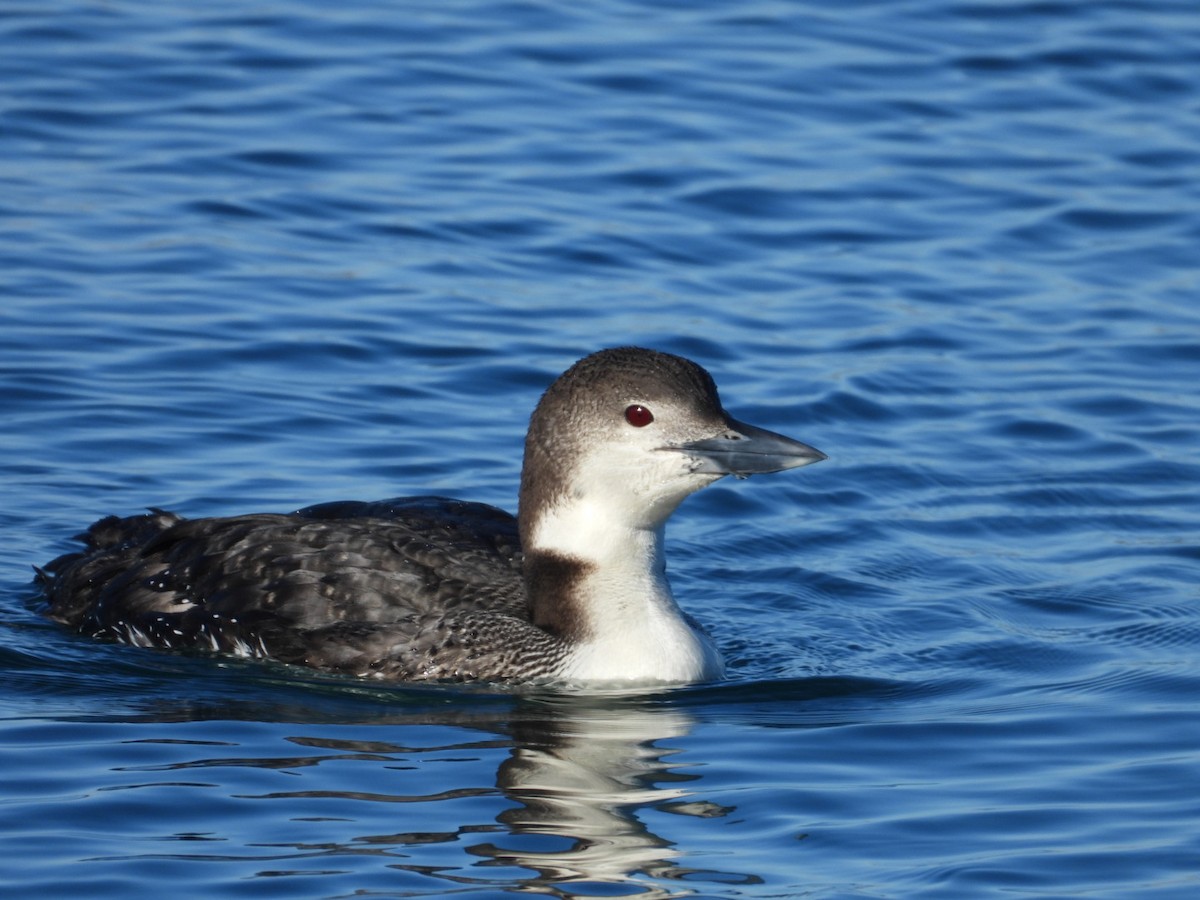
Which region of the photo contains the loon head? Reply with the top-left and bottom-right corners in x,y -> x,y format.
518,346 -> 825,546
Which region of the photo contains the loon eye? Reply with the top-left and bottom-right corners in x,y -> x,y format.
624,404 -> 654,427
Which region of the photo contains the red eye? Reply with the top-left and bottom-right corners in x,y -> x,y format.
624,404 -> 654,427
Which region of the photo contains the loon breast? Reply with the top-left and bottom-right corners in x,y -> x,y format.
37,347 -> 825,686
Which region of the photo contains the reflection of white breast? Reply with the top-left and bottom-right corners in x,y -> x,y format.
489,705 -> 701,884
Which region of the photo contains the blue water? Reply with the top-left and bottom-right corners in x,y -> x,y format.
2,0 -> 1199,896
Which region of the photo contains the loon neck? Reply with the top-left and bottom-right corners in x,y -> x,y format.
521,502 -> 724,684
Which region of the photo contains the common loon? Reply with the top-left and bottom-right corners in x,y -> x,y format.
38,347 -> 825,686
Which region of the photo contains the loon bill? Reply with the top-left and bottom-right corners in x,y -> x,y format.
38,347 -> 825,686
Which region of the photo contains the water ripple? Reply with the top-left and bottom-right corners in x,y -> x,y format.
3,0 -> 1200,897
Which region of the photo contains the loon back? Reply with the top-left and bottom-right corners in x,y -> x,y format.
41,497 -> 563,682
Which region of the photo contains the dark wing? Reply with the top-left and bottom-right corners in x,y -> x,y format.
40,497 -> 530,675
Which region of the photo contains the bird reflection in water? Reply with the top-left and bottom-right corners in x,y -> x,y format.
117,684 -> 761,894
469,699 -> 750,893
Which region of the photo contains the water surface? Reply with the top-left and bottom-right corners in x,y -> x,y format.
2,1 -> 1199,897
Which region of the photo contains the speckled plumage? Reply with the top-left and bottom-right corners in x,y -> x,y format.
41,497 -> 566,682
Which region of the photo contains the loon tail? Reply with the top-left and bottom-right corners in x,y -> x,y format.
38,509 -> 184,627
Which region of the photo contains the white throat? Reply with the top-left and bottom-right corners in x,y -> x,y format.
527,496 -> 725,685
